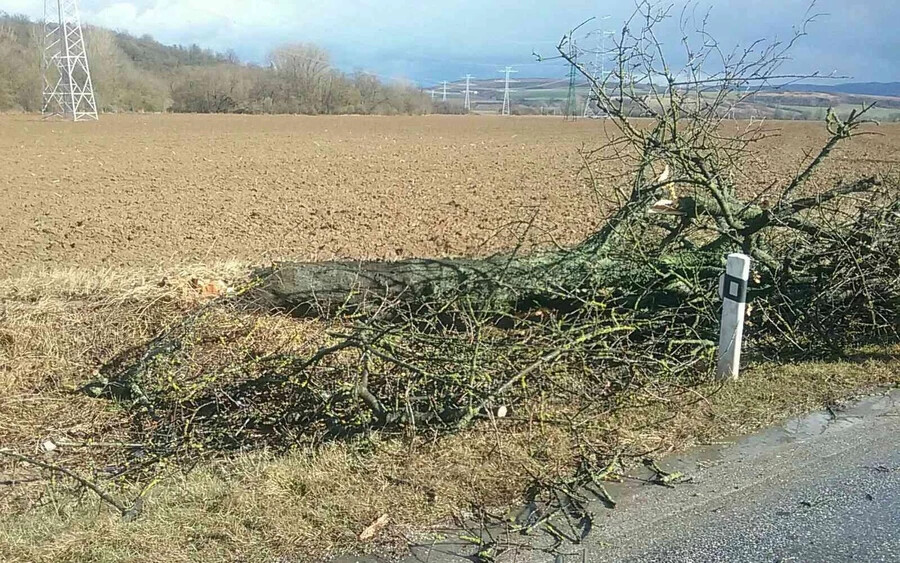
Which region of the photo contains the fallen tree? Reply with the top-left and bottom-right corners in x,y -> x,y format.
250,173 -> 889,319
2,7 -> 898,558
91,1 -> 898,460
250,10 -> 895,327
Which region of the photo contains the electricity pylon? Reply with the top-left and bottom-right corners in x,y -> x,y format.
442,81 -> 448,102
42,0 -> 98,121
463,74 -> 473,112
498,67 -> 517,116
564,39 -> 579,121
584,30 -> 614,118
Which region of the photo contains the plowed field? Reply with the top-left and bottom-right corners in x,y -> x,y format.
1,114 -> 897,276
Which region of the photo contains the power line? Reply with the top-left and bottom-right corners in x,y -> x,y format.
423,76 -> 575,93
388,52 -> 568,70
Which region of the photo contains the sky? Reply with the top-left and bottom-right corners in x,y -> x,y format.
2,0 -> 898,86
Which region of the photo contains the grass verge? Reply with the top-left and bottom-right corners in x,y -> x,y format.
1,266 -> 897,562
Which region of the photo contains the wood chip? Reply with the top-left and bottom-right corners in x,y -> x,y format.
358,513 -> 390,541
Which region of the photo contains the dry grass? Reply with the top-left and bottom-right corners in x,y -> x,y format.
0,263 -> 247,454
1,266 -> 897,562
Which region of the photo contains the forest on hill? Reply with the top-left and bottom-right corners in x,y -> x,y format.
0,12 -> 431,115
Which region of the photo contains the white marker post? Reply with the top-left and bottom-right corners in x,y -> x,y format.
717,253 -> 751,381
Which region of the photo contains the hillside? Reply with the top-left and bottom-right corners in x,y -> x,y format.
784,82 -> 900,98
0,12 -> 429,115
5,9 -> 900,120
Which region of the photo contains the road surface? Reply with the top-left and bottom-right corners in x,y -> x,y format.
393,389 -> 900,563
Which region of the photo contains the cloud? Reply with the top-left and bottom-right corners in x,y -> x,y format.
2,0 -> 898,83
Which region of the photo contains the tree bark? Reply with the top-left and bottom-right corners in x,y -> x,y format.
245,244 -> 705,317
247,251 -> 587,316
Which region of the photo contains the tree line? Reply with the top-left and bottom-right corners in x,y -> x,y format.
0,12 -> 432,115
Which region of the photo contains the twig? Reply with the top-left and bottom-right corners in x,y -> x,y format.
0,449 -> 128,516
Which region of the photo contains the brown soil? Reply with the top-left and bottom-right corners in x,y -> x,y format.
1,114 -> 898,276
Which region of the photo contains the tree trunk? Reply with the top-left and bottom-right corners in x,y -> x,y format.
247,251 -> 574,315
246,197 -> 732,317
246,245 -> 700,317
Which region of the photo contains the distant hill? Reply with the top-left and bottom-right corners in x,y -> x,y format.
0,12 -> 429,115
5,7 -> 899,119
0,12 -> 237,112
780,82 -> 900,98
431,76 -> 900,120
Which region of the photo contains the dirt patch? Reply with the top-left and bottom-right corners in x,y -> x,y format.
2,114 -> 898,276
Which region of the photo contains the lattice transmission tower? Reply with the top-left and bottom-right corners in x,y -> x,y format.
498,67 -> 517,116
564,39 -> 579,121
42,0 -> 98,121
463,74 -> 473,112
584,31 -> 614,118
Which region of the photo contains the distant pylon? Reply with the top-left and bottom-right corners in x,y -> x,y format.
585,33 -> 601,117
463,74 -> 473,111
442,81 -> 448,102
564,39 -> 578,121
42,0 -> 98,121
498,66 -> 517,116
584,30 -> 615,118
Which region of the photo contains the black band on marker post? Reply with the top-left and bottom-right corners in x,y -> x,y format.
723,274 -> 748,303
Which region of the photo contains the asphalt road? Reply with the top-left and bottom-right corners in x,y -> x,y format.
393,389 -> 900,563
